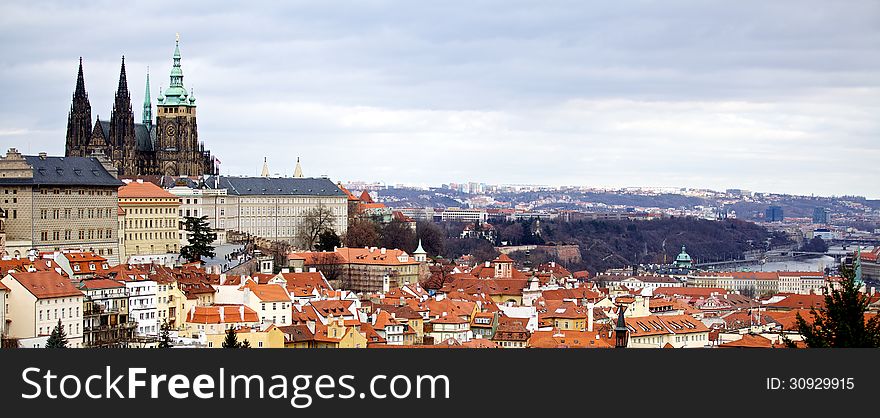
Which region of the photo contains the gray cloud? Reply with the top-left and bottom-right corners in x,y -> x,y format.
0,0 -> 878,197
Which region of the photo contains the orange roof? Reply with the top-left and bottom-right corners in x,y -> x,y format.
359,190 -> 374,203
186,305 -> 259,324
766,294 -> 825,310
0,281 -> 8,291
373,310 -> 400,329
718,334 -> 774,348
7,271 -> 83,299
78,278 -> 125,290
529,329 -> 614,348
244,282 -> 291,302
654,287 -> 727,297
493,253 -> 514,263
276,272 -> 332,291
336,183 -> 360,201
118,180 -> 177,199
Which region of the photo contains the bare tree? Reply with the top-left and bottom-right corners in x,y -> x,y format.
311,252 -> 345,287
270,240 -> 292,273
345,218 -> 381,248
297,203 -> 336,250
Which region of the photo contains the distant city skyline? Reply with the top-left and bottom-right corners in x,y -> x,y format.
2,1 -> 878,198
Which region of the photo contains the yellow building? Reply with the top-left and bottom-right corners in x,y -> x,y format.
118,179 -> 180,258
280,318 -> 368,348
206,325 -> 285,348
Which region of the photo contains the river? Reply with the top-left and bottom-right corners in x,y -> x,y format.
729,255 -> 837,273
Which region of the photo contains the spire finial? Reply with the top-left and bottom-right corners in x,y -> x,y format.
176,32 -> 180,43
261,157 -> 270,177
293,157 -> 303,178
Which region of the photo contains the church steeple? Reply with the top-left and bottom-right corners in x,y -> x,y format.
65,57 -> 92,156
293,157 -> 303,178
261,157 -> 270,177
162,34 -> 192,106
109,55 -> 137,175
143,68 -> 152,129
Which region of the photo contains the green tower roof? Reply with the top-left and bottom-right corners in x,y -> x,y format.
161,34 -> 193,107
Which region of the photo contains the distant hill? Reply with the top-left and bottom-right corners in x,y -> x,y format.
512,217 -> 786,274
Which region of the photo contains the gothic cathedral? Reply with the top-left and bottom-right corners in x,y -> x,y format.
65,36 -> 216,177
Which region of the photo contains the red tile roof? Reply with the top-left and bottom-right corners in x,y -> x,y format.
243,282 -> 291,302
78,278 -> 126,290
7,271 -> 84,299
118,181 -> 177,199
186,305 -> 259,324
529,329 -> 614,348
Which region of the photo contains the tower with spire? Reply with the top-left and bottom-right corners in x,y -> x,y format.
293,157 -> 303,178
106,56 -> 138,174
143,68 -> 152,130
65,58 -> 92,157
64,34 -> 215,177
261,157 -> 270,177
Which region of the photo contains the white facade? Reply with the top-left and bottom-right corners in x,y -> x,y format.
1,273 -> 84,348
429,319 -> 472,343
167,186 -> 231,245
0,285 -> 7,337
122,279 -> 158,336
440,208 -> 488,223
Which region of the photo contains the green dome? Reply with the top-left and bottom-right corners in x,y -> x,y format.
675,246 -> 692,262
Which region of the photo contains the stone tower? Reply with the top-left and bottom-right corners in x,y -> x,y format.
156,35 -> 201,176
65,58 -> 92,157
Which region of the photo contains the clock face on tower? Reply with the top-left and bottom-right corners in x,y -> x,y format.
165,124 -> 176,138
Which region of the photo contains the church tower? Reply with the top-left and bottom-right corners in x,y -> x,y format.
156,34 -> 201,176
108,56 -> 137,175
65,58 -> 92,157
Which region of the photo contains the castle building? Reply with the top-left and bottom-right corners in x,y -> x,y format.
65,36 -> 216,177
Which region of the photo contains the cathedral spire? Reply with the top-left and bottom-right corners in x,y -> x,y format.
65,57 -> 92,156
117,56 -> 129,97
163,34 -> 191,106
143,68 -> 152,129
75,57 -> 87,99
293,157 -> 303,178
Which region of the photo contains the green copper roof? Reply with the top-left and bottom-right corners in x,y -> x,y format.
675,246 -> 692,262
142,69 -> 152,127
161,35 -> 193,107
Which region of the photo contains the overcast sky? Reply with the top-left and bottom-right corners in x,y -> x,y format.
1,1 -> 878,198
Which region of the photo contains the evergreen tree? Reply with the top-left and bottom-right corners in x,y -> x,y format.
158,321 -> 173,348
180,215 -> 217,262
240,339 -> 251,348
315,229 -> 342,252
222,327 -> 239,348
45,319 -> 68,348
792,264 -> 880,347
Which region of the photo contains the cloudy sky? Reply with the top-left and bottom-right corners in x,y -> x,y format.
1,1 -> 878,197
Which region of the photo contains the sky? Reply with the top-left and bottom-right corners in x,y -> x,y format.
1,0 -> 878,198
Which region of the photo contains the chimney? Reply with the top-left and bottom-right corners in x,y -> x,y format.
219,306 -> 225,323
587,302 -> 594,332
239,305 -> 245,321
380,247 -> 387,255
219,273 -> 226,285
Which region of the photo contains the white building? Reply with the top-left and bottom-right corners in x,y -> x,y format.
167,185 -> 232,245
118,276 -> 158,336
200,176 -> 348,247
1,271 -> 85,348
428,314 -> 472,342
440,207 -> 488,223
0,280 -> 8,338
